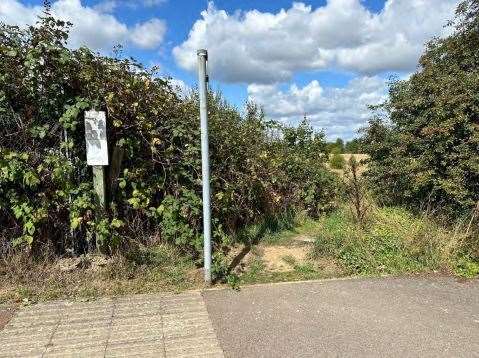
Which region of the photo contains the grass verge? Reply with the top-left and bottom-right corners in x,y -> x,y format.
2,206 -> 477,302
311,207 -> 479,278
234,206 -> 479,288
0,244 -> 202,304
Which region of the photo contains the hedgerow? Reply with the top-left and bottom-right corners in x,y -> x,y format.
0,10 -> 339,259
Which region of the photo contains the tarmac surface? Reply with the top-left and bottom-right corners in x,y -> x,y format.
203,276 -> 479,358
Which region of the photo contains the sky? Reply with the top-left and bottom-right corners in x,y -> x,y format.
0,0 -> 460,140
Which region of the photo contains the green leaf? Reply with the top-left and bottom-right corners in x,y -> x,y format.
24,221 -> 35,235
111,218 -> 124,228
71,217 -> 81,230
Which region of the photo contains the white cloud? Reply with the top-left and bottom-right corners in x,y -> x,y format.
248,76 -> 388,140
130,18 -> 166,49
142,0 -> 167,7
168,78 -> 192,98
174,0 -> 459,84
93,0 -> 117,13
94,0 -> 167,12
0,0 -> 167,52
0,0 -> 38,25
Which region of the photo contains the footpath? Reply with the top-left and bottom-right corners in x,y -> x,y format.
1,276 -> 478,357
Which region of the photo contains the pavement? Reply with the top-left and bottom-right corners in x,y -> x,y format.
0,292 -> 223,358
204,276 -> 479,358
1,276 -> 478,357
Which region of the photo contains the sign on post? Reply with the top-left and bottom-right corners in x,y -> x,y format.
85,111 -> 108,208
85,111 -> 109,166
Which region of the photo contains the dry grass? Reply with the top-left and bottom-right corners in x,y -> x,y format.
0,244 -> 203,304
327,154 -> 369,176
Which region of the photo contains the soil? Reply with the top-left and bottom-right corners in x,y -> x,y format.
292,234 -> 315,243
261,245 -> 309,272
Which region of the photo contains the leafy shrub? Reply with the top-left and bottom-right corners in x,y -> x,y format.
344,138 -> 362,154
362,0 -> 479,216
329,150 -> 345,170
0,11 -> 339,259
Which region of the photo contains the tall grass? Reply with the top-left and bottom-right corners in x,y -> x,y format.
312,207 -> 479,278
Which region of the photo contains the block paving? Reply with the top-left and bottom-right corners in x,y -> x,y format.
0,292 -> 224,358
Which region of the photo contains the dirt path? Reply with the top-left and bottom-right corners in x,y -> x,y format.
226,228 -> 341,283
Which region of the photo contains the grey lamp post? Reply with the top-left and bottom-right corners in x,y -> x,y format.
197,49 -> 212,285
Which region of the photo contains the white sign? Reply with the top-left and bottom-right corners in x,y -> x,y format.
85,111 -> 109,166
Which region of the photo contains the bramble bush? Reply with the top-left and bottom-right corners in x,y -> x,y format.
0,8 -> 339,259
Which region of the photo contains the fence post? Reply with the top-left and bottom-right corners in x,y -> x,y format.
197,49 -> 212,285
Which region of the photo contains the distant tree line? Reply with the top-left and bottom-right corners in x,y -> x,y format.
326,138 -> 362,154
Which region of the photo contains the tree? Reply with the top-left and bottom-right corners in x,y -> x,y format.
345,139 -> 362,153
326,138 -> 345,154
335,138 -> 345,153
362,0 -> 479,215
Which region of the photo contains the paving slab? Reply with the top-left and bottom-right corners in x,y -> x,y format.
0,292 -> 224,358
203,276 -> 479,358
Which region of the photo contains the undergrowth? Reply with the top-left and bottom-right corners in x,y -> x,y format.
312,207 -> 479,278
0,244 -> 201,304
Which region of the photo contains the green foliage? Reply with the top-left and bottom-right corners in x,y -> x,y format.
312,207 -> 478,277
329,150 -> 345,170
326,138 -> 344,154
344,138 -> 362,154
0,11 -> 339,260
362,0 -> 479,216
454,257 -> 479,278
278,119 -> 341,216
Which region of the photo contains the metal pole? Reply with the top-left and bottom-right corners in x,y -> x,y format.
197,49 -> 212,285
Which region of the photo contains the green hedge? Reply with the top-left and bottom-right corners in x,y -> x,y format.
0,13 -> 340,257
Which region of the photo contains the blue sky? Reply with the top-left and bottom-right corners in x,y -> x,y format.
1,0 -> 459,139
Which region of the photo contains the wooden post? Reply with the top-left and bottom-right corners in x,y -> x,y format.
93,165 -> 106,207
108,144 -> 124,198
